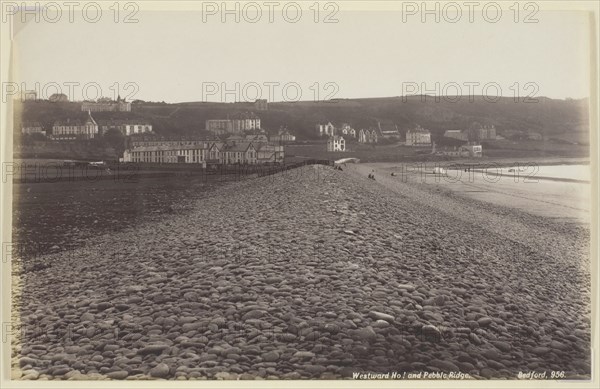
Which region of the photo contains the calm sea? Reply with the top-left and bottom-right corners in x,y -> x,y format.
505,164 -> 591,182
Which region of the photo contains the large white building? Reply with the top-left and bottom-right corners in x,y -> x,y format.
231,112 -> 261,132
206,112 -> 261,135
122,139 -> 283,165
129,135 -> 209,149
122,144 -> 210,164
52,111 -> 98,140
405,125 -> 432,146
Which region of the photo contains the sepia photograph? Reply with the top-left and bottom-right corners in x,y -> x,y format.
0,0 -> 598,387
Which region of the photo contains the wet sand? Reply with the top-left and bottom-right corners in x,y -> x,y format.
358,162 -> 591,225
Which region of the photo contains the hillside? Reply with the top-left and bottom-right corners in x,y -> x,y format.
15,96 -> 590,144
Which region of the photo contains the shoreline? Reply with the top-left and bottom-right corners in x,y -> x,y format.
359,162 -> 591,225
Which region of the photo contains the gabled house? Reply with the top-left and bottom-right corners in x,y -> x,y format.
207,142 -> 225,164
327,135 -> 346,152
340,123 -> 356,138
358,129 -> 378,143
317,122 -> 335,137
52,111 -> 98,140
222,142 -> 258,164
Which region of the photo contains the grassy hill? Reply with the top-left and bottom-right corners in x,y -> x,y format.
15,96 -> 590,145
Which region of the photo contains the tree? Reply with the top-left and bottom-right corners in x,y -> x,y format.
102,128 -> 127,157
30,132 -> 47,141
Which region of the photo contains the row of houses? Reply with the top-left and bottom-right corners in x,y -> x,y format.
317,122 -> 358,138
318,122 -> 503,147
318,123 -> 378,144
24,114 -> 294,147
317,121 -> 402,140
122,139 -> 284,165
323,125 -> 432,153
22,112 -> 153,140
318,122 -> 434,146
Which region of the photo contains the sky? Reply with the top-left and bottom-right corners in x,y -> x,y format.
9,5 -> 592,103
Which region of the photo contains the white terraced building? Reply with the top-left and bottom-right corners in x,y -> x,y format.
121,140 -> 284,165
52,111 -> 98,140
122,145 -> 209,164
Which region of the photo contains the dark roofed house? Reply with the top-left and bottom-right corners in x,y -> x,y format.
49,93 -> 69,102
377,121 -> 400,138
225,134 -> 246,144
270,127 -> 296,143
222,141 -> 257,164
255,142 -> 285,163
245,134 -> 269,143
